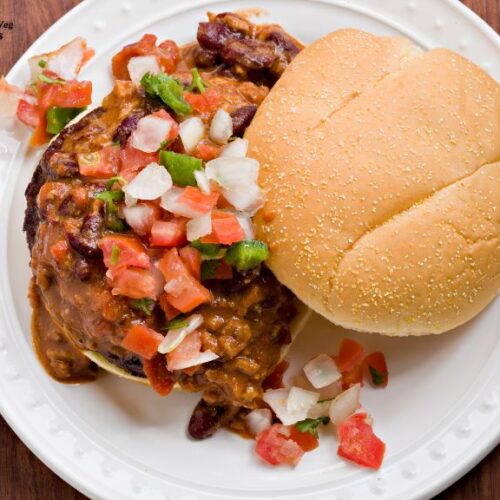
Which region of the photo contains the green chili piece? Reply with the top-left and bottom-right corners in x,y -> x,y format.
201,260 -> 221,280
159,150 -> 203,187
38,73 -> 66,85
140,72 -> 192,115
225,240 -> 269,271
46,106 -> 86,135
190,240 -> 222,258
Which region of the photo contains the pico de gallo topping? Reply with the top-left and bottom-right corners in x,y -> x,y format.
252,338 -> 388,469
1,37 -> 94,146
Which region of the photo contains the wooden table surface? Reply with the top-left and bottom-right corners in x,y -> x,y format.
0,0 -> 499,499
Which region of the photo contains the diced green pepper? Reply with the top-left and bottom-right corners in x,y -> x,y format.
225,240 -> 269,271
190,240 -> 222,258
159,150 -> 203,187
105,176 -> 126,191
201,260 -> 221,280
105,213 -> 127,232
38,73 -> 66,85
38,60 -> 47,68
188,68 -> 207,93
140,72 -> 192,115
46,106 -> 86,135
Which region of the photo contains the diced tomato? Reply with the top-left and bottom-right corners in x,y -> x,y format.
263,360 -> 289,390
99,234 -> 150,274
156,248 -> 211,312
49,240 -> 70,267
166,330 -> 202,371
78,145 -> 121,178
121,323 -> 164,360
123,201 -> 160,236
213,260 -> 233,280
110,266 -> 163,299
194,142 -> 220,161
38,79 -> 92,108
16,98 -> 39,128
178,187 -> 219,214
337,413 -> 385,469
289,426 -> 319,452
150,219 -> 187,247
184,87 -> 220,115
143,354 -> 175,396
255,424 -> 304,467
158,292 -> 181,320
363,352 -> 389,388
179,246 -> 201,280
201,212 -> 245,245
336,339 -> 365,373
341,363 -> 363,390
112,34 -> 179,79
30,79 -> 92,146
119,144 -> 159,181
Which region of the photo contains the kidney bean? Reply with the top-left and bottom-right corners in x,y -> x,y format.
197,22 -> 241,51
265,31 -> 301,57
221,38 -> 277,70
188,399 -> 228,439
48,152 -> 79,179
193,46 -> 219,67
112,112 -> 145,147
230,104 -> 257,136
74,258 -> 91,281
67,211 -> 104,258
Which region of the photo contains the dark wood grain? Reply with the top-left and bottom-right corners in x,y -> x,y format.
0,1 -> 498,499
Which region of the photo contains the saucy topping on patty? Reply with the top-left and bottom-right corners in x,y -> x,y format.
24,12 -> 302,436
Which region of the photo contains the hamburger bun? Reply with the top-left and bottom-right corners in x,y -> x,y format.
246,29 -> 500,335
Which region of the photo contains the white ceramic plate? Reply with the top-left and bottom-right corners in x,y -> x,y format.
0,1 -> 499,499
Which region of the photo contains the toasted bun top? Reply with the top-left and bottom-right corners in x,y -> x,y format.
246,29 -> 500,335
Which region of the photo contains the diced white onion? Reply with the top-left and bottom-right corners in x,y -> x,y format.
308,400 -> 332,419
329,384 -> 361,426
246,409 -> 272,435
158,314 -> 203,354
222,184 -> 264,215
234,211 -> 254,240
123,204 -> 154,236
0,78 -> 23,118
127,55 -> 160,84
45,37 -> 88,81
286,387 -> 319,414
303,354 -> 342,389
179,117 -> 205,153
186,212 -> 212,242
168,349 -> 219,371
160,186 -> 206,218
219,138 -> 248,158
130,114 -> 173,153
194,170 -> 211,194
122,162 -> 172,200
209,109 -> 233,144
205,157 -> 259,190
124,192 -> 137,208
263,388 -> 308,426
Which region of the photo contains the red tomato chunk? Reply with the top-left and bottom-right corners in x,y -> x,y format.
337,413 -> 385,469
